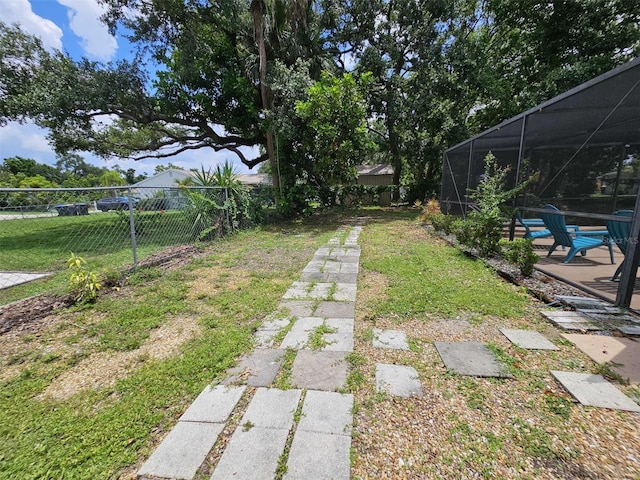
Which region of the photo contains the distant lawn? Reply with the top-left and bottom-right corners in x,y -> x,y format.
0,210 -> 207,303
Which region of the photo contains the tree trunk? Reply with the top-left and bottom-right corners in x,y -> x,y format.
251,0 -> 280,202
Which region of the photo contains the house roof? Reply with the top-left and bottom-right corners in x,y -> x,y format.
445,57 -> 640,155
356,164 -> 394,175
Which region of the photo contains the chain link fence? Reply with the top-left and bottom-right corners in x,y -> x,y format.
0,186 -> 229,294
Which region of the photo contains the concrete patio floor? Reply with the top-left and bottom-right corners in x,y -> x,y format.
511,226 -> 640,311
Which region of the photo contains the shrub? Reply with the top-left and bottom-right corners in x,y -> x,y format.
500,238 -> 539,276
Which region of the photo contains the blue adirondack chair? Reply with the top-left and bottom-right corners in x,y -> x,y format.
605,210 -> 634,280
515,212 -> 551,240
540,204 -> 614,264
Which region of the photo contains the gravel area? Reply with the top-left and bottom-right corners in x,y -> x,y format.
349,227 -> 640,480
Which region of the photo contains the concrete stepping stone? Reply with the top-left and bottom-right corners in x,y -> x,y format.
561,334 -> 640,384
539,310 -> 601,331
300,271 -> 358,284
500,329 -> 559,350
211,388 -> 302,480
434,342 -> 513,378
322,318 -> 354,352
138,421 -> 225,480
292,350 -> 349,391
280,317 -> 324,349
278,300 -> 315,317
179,385 -> 246,423
222,349 -> 285,386
296,390 -> 353,435
375,364 -> 423,398
138,385 -> 245,479
282,282 -> 357,302
254,318 -> 290,348
554,296 -> 610,310
550,371 -> 640,412
315,301 -> 355,318
617,325 -> 640,336
372,329 -> 409,350
284,431 -> 351,480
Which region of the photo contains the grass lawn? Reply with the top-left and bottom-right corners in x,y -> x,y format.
0,207 -> 638,479
0,210 -> 205,304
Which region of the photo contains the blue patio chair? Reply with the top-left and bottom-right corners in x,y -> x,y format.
515,212 -> 551,240
540,204 -> 614,264
605,210 -> 634,281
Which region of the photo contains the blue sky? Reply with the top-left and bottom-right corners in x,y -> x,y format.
0,0 -> 254,176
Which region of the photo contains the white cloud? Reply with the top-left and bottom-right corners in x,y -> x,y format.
0,0 -> 63,51
0,122 -> 53,159
57,0 -> 117,61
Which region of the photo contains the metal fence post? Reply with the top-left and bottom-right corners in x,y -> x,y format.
127,187 -> 138,269
225,187 -> 231,231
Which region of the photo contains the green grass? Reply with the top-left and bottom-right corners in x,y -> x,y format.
0,210 -> 204,304
361,216 -> 530,318
0,214 -> 337,479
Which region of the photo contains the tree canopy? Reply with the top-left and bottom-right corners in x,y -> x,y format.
1,0 -> 639,209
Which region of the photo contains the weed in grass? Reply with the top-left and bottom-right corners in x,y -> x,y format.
307,322 -> 337,350
344,353 -> 367,392
273,349 -> 297,390
486,343 -> 524,378
360,327 -> 374,342
543,393 -> 573,419
556,337 -> 574,348
457,378 -> 486,411
407,337 -> 423,353
275,391 -> 306,480
327,282 -> 338,301
242,420 -> 255,432
561,358 -> 583,370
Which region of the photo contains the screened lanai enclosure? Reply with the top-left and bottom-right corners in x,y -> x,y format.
441,57 -> 640,309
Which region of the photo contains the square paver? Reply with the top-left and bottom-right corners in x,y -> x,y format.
434,342 -> 513,378
550,371 -> 640,412
241,387 -> 302,429
280,317 -> 324,349
138,421 -> 224,479
314,301 -> 355,318
539,310 -> 601,331
500,329 -> 559,350
179,385 -> 245,423
222,349 -> 285,387
284,430 -> 351,480
372,329 -> 409,350
561,334 -> 640,384
278,300 -> 315,317
292,350 -> 348,391
322,318 -> 354,352
297,390 -> 353,435
375,364 -> 423,398
211,426 -> 290,480
617,325 -> 640,336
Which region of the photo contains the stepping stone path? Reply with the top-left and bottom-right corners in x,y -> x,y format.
138,227 -> 640,480
137,224 -> 363,479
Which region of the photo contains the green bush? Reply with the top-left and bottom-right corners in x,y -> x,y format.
429,212 -> 456,235
500,238 -> 539,276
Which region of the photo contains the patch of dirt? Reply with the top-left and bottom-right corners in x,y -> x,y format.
38,314 -> 202,400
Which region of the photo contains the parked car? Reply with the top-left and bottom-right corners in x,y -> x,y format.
55,203 -> 89,216
96,196 -> 139,212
